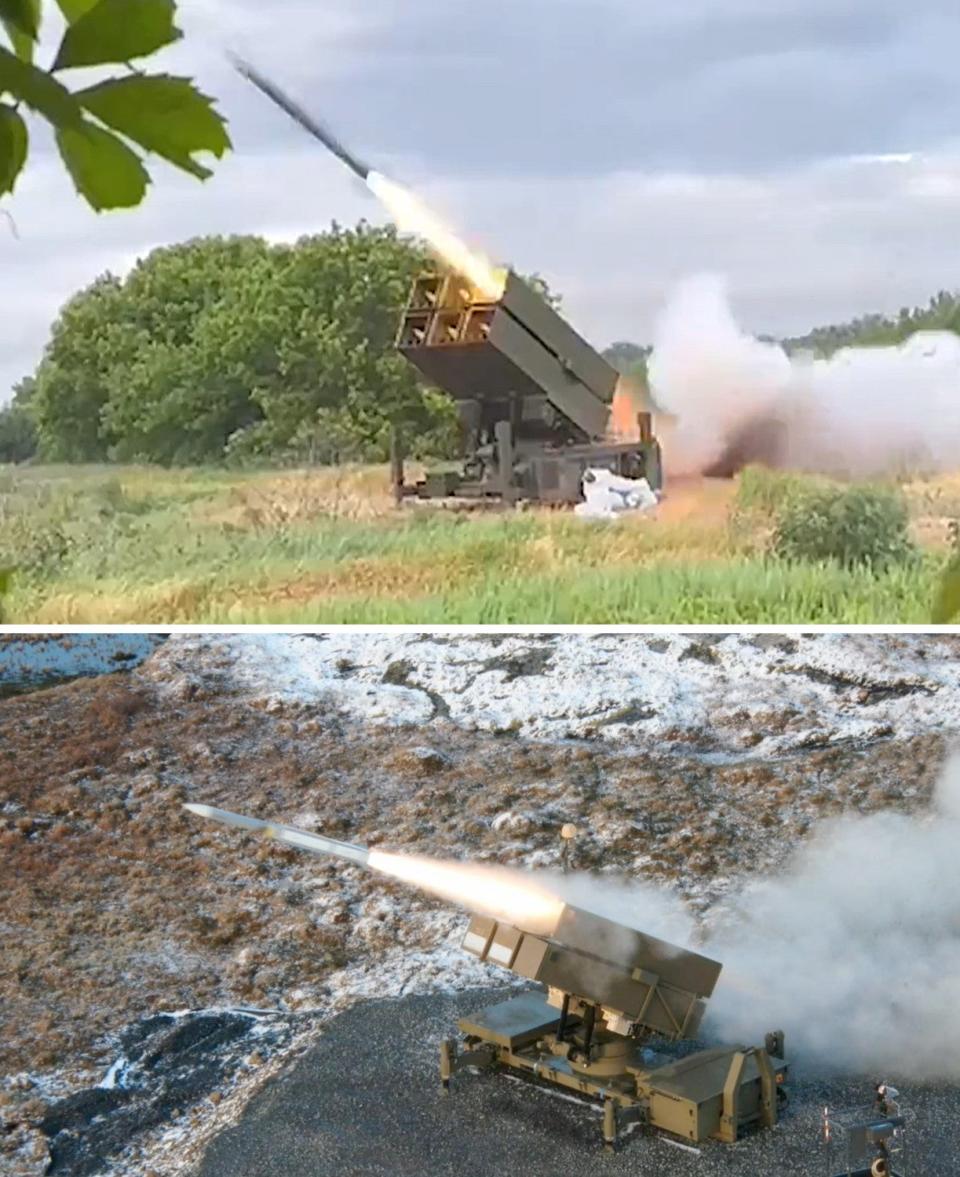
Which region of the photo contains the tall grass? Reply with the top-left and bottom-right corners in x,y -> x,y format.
0,462 -> 951,623
210,558 -> 938,624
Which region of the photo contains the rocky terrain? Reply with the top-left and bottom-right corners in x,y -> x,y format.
2,632 -> 958,1174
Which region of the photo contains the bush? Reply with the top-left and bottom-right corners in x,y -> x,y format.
773,484 -> 914,568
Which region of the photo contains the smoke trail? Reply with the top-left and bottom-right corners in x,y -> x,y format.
546,871 -> 696,948
705,754 -> 960,1079
648,274 -> 960,478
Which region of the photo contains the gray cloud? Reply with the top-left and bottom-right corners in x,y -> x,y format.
202,0 -> 959,176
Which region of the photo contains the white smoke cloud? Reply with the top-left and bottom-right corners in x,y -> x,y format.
647,274 -> 791,473
649,273 -> 960,478
546,870 -> 696,948
705,754 -> 960,1079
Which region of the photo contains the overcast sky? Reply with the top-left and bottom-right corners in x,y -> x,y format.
4,0 -> 960,402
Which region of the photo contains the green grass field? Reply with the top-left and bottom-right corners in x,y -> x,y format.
0,463 -> 956,623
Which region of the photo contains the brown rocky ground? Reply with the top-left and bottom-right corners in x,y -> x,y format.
0,652 -> 951,1172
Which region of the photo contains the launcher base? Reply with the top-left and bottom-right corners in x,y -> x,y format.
440,991 -> 787,1151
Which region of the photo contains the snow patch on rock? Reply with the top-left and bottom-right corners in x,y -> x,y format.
142,634 -> 960,756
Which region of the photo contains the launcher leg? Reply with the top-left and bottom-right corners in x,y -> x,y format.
389,426 -> 405,506
603,1098 -> 618,1152
494,420 -> 516,503
440,1038 -> 455,1093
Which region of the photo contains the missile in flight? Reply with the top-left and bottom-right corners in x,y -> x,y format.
230,54 -> 372,182
183,803 -> 370,867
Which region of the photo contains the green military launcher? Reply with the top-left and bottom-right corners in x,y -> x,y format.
442,903 -> 788,1151
230,57 -> 662,508
396,268 -> 663,505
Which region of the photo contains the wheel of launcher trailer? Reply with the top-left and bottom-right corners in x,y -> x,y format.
870,1158 -> 890,1177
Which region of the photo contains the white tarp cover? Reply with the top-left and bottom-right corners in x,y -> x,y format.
573,468 -> 659,520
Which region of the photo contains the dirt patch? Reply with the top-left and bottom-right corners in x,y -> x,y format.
678,641 -> 721,665
381,659 -> 450,717
597,702 -> 658,726
224,554 -> 477,611
650,476 -> 737,526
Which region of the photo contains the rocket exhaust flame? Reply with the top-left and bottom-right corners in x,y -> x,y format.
367,850 -> 565,935
365,172 -> 505,300
232,56 -> 504,299
609,377 -> 643,443
184,804 -> 563,932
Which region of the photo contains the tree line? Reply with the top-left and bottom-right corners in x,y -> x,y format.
781,290 -> 960,356
1,224 -> 460,466
3,236 -> 960,466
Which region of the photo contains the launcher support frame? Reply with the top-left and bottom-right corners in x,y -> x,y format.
439,990 -> 787,1151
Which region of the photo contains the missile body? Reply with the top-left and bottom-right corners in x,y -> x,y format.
184,803 -> 369,867
231,56 -> 371,182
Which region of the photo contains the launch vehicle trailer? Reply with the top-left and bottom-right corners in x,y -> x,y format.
396,269 -> 663,506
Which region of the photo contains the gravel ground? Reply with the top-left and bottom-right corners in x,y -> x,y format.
197,988 -> 956,1177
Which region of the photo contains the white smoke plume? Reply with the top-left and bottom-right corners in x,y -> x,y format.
546,870 -> 696,948
705,754 -> 960,1079
648,274 -> 960,478
647,274 -> 790,474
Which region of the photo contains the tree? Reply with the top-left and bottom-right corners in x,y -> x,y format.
0,0 -> 229,210
230,225 -> 444,461
0,374 -> 37,461
98,236 -> 276,463
31,273 -> 127,459
30,224 -> 460,465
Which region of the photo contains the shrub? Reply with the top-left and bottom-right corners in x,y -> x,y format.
773,484 -> 914,568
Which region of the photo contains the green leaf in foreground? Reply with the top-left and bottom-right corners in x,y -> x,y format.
1,21 -> 34,61
1,0 -> 39,61
56,119 -> 150,210
79,73 -> 230,178
0,45 -> 83,126
0,0 -> 38,37
53,0 -> 98,21
53,0 -> 181,69
0,103 -> 27,193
